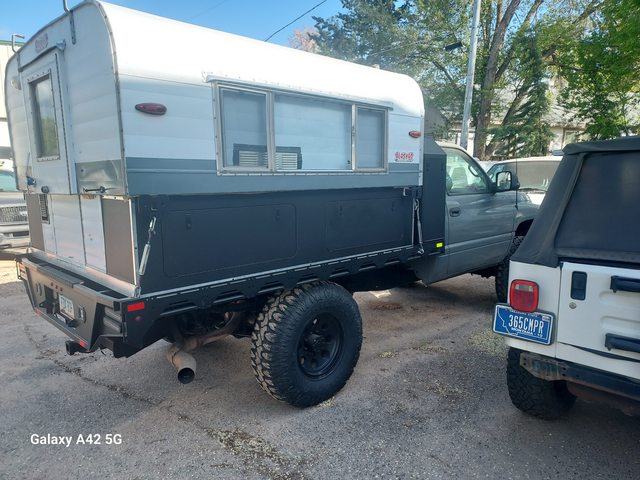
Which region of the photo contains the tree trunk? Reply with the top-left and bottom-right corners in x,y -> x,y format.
473,0 -> 524,160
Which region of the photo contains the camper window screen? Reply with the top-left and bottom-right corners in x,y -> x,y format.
356,108 -> 385,169
31,75 -> 60,159
274,94 -> 351,171
220,89 -> 268,168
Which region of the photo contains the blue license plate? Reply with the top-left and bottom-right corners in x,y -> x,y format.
493,305 -> 554,345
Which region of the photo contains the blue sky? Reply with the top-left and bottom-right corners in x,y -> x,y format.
1,0 -> 344,45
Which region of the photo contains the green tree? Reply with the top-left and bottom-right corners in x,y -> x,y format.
313,0 -> 468,132
558,0 -> 640,138
313,0 -> 599,159
489,29 -> 553,157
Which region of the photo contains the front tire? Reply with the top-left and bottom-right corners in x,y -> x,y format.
506,348 -> 576,420
250,282 -> 363,407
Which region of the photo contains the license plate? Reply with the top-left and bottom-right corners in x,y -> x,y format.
493,304 -> 553,345
59,294 -> 74,319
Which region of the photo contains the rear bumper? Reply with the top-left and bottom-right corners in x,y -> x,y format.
17,255 -> 145,357
520,351 -> 640,403
0,225 -> 29,248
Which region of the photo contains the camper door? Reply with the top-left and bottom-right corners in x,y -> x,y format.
22,51 -> 75,194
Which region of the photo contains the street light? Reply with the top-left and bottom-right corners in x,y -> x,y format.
460,0 -> 482,151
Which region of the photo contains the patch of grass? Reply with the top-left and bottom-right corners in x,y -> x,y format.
368,302 -> 403,311
413,340 -> 448,354
469,329 -> 508,357
379,351 -> 398,358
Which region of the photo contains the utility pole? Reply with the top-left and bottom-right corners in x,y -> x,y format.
460,0 -> 482,152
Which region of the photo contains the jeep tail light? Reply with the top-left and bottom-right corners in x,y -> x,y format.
510,280 -> 539,313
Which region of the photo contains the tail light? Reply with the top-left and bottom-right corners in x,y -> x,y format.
127,301 -> 145,312
510,280 -> 539,313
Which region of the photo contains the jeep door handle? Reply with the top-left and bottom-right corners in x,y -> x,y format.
610,276 -> 640,293
449,207 -> 461,217
605,334 -> 640,354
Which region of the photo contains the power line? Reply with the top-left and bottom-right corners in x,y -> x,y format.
187,0 -> 230,21
265,0 -> 328,42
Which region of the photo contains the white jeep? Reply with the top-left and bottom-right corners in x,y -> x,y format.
493,137 -> 640,419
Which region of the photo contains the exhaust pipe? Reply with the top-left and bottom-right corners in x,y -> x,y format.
166,344 -> 197,384
166,312 -> 247,384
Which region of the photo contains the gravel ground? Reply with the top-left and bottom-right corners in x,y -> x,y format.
0,251 -> 638,479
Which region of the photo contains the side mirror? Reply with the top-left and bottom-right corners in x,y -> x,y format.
494,171 -> 520,192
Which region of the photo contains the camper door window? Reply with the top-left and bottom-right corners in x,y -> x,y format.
217,84 -> 387,173
30,75 -> 60,159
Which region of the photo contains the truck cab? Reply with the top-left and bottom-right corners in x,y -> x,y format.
414,142 -> 538,301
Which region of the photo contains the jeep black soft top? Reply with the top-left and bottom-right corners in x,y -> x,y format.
513,136 -> 640,268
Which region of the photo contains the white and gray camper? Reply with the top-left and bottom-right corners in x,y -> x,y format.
6,1 -> 530,406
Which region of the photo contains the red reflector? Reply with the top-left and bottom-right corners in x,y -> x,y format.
509,280 -> 539,313
127,302 -> 145,312
135,103 -> 167,115
409,130 -> 422,139
79,340 -> 87,348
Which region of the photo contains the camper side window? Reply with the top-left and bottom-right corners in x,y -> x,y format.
30,75 -> 60,159
274,94 -> 351,171
217,84 -> 387,172
220,88 -> 269,169
356,107 -> 385,169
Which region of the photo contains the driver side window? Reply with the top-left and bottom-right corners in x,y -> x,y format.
443,148 -> 489,195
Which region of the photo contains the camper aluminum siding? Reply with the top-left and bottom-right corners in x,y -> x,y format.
5,1 -> 427,311
7,1 -> 424,197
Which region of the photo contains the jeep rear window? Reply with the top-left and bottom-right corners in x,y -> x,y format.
555,151 -> 640,265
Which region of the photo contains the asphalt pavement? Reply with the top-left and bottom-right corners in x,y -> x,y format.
0,252 -> 638,479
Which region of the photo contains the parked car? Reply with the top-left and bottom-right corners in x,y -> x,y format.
0,159 -> 29,249
487,156 -> 560,205
493,137 -> 640,418
478,160 -> 497,172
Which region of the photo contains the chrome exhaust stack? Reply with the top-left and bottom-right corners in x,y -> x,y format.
166,344 -> 197,384
166,312 -> 246,384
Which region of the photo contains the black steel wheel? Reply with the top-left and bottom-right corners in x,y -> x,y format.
250,281 -> 362,407
297,313 -> 343,378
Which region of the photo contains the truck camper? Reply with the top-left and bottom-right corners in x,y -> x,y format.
7,1 -> 531,406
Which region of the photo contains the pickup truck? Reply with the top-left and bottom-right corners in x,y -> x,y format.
0,159 -> 29,249
423,142 -> 537,302
7,1 -> 537,407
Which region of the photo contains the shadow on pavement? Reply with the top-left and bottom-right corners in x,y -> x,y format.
0,248 -> 27,261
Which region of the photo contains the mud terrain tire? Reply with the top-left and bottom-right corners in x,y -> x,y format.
250,282 -> 362,407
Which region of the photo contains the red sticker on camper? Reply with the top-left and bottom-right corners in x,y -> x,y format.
394,152 -> 415,162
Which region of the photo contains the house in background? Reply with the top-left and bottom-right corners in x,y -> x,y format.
444,79 -> 587,158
